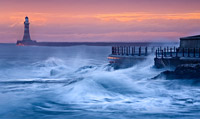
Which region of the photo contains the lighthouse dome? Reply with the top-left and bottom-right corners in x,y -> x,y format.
25,16 -> 29,22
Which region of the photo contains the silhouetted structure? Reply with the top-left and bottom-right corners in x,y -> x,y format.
154,35 -> 200,68
108,46 -> 155,69
16,16 -> 36,46
23,16 -> 31,41
108,35 -> 200,69
180,35 -> 200,48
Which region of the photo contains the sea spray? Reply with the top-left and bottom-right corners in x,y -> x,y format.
0,45 -> 200,119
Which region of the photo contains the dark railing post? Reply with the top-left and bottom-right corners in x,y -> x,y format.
122,46 -> 123,55
112,46 -> 114,55
145,47 -> 148,56
122,46 -> 124,55
115,47 -> 117,55
161,50 -> 163,59
139,47 -> 141,56
131,47 -> 134,56
132,47 -> 135,56
113,47 -> 114,54
114,46 -> 116,55
182,48 -> 184,57
170,48 -> 172,57
126,47 -> 128,55
188,48 -> 190,57
126,46 -> 127,55
123,46 -> 125,55
127,46 -> 129,55
120,47 -> 123,55
164,48 -> 166,57
199,48 -> 200,58
115,46 -> 117,55
118,47 -> 120,55
176,48 -> 178,57
156,50 -> 158,58
124,46 -> 126,55
117,46 -> 118,55
194,48 -> 196,57
123,47 -> 125,55
119,47 -> 120,55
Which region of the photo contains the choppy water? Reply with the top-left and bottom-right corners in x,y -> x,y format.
0,44 -> 200,119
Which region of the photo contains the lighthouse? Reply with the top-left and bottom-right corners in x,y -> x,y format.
22,16 -> 31,41
16,16 -> 36,46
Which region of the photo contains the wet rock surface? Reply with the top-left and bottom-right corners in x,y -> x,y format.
154,64 -> 200,79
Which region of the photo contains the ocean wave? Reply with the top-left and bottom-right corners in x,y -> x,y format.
1,55 -> 200,119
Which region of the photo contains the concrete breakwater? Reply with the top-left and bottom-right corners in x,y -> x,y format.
155,47 -> 200,68
108,46 -> 200,69
108,46 -> 155,69
108,35 -> 200,69
111,46 -> 155,56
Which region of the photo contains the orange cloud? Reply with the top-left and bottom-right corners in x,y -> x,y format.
1,11 -> 200,43
5,12 -> 200,26
95,12 -> 200,22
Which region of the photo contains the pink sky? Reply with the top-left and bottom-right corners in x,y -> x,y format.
0,0 -> 200,43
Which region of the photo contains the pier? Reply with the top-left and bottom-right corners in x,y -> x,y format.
111,46 -> 154,56
155,47 -> 200,68
155,47 -> 200,58
108,35 -> 200,69
108,46 -> 155,69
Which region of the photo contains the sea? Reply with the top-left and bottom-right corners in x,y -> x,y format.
0,44 -> 200,119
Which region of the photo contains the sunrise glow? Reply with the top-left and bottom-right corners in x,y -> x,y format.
0,0 -> 200,43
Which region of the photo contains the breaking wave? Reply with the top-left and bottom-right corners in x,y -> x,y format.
0,47 -> 200,119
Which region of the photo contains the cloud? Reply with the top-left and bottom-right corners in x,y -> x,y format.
1,11 -> 200,42
95,12 -> 200,22
30,31 -> 184,42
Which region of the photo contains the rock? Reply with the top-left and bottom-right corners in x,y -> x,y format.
153,64 -> 200,79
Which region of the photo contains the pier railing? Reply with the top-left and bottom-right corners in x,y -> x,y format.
156,47 -> 200,58
111,46 -> 154,56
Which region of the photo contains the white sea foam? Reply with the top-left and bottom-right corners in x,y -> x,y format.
0,46 -> 200,119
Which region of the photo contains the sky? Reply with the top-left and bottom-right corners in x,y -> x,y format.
0,0 -> 200,43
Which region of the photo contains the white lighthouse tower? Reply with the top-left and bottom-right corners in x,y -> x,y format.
16,16 -> 36,45
22,16 -> 31,41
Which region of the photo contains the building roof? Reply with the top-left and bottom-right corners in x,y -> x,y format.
180,35 -> 200,40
